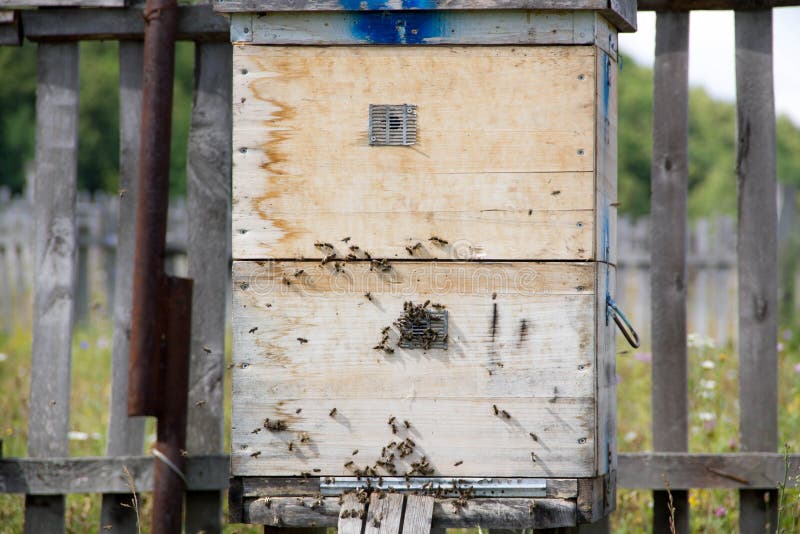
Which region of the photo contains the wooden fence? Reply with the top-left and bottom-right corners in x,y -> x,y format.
1,2 -> 800,534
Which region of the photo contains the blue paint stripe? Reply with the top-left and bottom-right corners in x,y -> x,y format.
347,11 -> 446,44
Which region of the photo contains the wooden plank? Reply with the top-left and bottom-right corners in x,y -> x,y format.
594,47 -> 618,267
639,0 -> 800,9
239,477 -> 579,499
231,260 -> 596,478
100,40 -> 147,534
0,9 -> 13,23
237,10 -> 604,46
594,264 -> 616,478
232,45 -> 597,261
366,492 -> 404,534
20,5 -> 229,42
0,0 -> 123,8
244,496 -> 576,529
734,9 -> 779,533
619,453 -> 800,490
216,0 -> 639,30
649,12 -> 690,534
184,40 -> 233,534
402,495 -> 434,534
24,41 -> 80,534
338,492 -> 366,534
232,261 -> 596,400
0,455 -> 229,494
232,398 -> 595,478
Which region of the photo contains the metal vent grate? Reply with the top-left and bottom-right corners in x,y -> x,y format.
397,309 -> 448,350
369,104 -> 417,146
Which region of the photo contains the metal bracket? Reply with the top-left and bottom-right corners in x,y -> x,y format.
369,104 -> 417,146
321,477 -> 547,497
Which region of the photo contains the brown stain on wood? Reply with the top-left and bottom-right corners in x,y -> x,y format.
517,319 -> 529,348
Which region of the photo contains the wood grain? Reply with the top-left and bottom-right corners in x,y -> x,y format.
735,9 -> 779,534
402,495 -> 434,534
366,492 -> 404,534
594,47 -> 618,267
650,12 -> 690,534
232,45 -> 598,261
233,261 -> 596,400
243,496 -> 577,529
185,40 -> 233,534
100,41 -> 146,534
338,492 -> 366,534
25,41 -> 80,534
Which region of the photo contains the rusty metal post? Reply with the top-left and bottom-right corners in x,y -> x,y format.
128,0 -> 179,417
151,276 -> 193,534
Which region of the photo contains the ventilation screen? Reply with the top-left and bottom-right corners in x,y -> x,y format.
396,309 -> 448,350
369,104 -> 417,146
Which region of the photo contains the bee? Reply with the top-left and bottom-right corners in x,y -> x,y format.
352,449 -> 359,456
300,471 -> 311,478
296,408 -> 302,414
346,253 -> 358,261
349,245 -> 360,251
365,292 -> 373,301
405,437 -> 416,448
314,241 -> 334,250
333,262 -> 345,273
344,460 -> 354,468
249,327 -> 258,334
454,460 -> 463,466
530,452 -> 537,463
373,518 -> 381,528
551,190 -> 561,196
329,407 -> 337,417
429,236 -> 448,246
320,253 -> 336,265
299,432 -> 311,443
388,416 -> 396,425
294,269 -> 305,277
492,404 -> 499,416
501,410 -> 511,419
297,337 -> 308,344
529,433 -> 538,442
288,441 -> 294,451
195,400 -> 206,406
403,420 -> 410,429
313,468 -> 321,473
383,347 -> 395,354
391,424 -> 397,434
282,275 -> 291,286
363,250 -> 372,260
341,237 -> 351,243
251,427 -> 261,434
202,346 -> 212,353
431,303 -> 446,310
250,451 -> 262,458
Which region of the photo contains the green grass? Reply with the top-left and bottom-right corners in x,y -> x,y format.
1,301 -> 799,532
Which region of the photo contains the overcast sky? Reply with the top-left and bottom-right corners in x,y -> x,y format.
618,8 -> 800,127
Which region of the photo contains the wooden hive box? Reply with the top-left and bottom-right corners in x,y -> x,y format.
223,1 -> 636,528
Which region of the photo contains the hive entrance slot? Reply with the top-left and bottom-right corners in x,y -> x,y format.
369,104 -> 417,146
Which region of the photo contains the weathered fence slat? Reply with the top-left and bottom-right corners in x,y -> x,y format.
100,40 -> 147,534
650,11 -> 690,534
184,39 -> 232,534
735,8 -> 779,533
0,454 -> 228,494
24,41 -> 80,534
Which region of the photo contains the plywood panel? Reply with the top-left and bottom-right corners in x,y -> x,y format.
233,260 -> 595,400
232,397 -> 595,477
232,45 -> 597,261
232,261 -> 597,477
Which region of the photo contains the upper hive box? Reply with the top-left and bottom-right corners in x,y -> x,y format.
224,1 -> 636,528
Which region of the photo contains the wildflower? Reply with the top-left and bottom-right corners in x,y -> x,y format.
704,419 -> 717,431
728,437 -> 737,450
794,363 -> 800,374
689,493 -> 699,506
698,412 -> 715,422
700,379 -> 716,390
624,431 -> 638,443
634,352 -> 652,363
68,431 -> 89,441
715,506 -> 726,517
701,360 -> 715,370
615,373 -> 622,385
79,340 -> 89,350
777,342 -> 784,352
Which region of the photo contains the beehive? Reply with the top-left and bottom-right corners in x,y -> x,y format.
224,0 -> 636,527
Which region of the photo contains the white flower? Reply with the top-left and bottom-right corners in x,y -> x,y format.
68,431 -> 89,441
700,390 -> 716,399
687,333 -> 716,349
0,353 -> 7,362
698,412 -> 716,422
700,379 -> 717,390
701,360 -> 715,370
623,431 -> 638,443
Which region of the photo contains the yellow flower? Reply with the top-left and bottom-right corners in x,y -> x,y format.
689,493 -> 699,507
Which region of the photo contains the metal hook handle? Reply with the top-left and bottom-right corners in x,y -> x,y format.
607,296 -> 641,349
